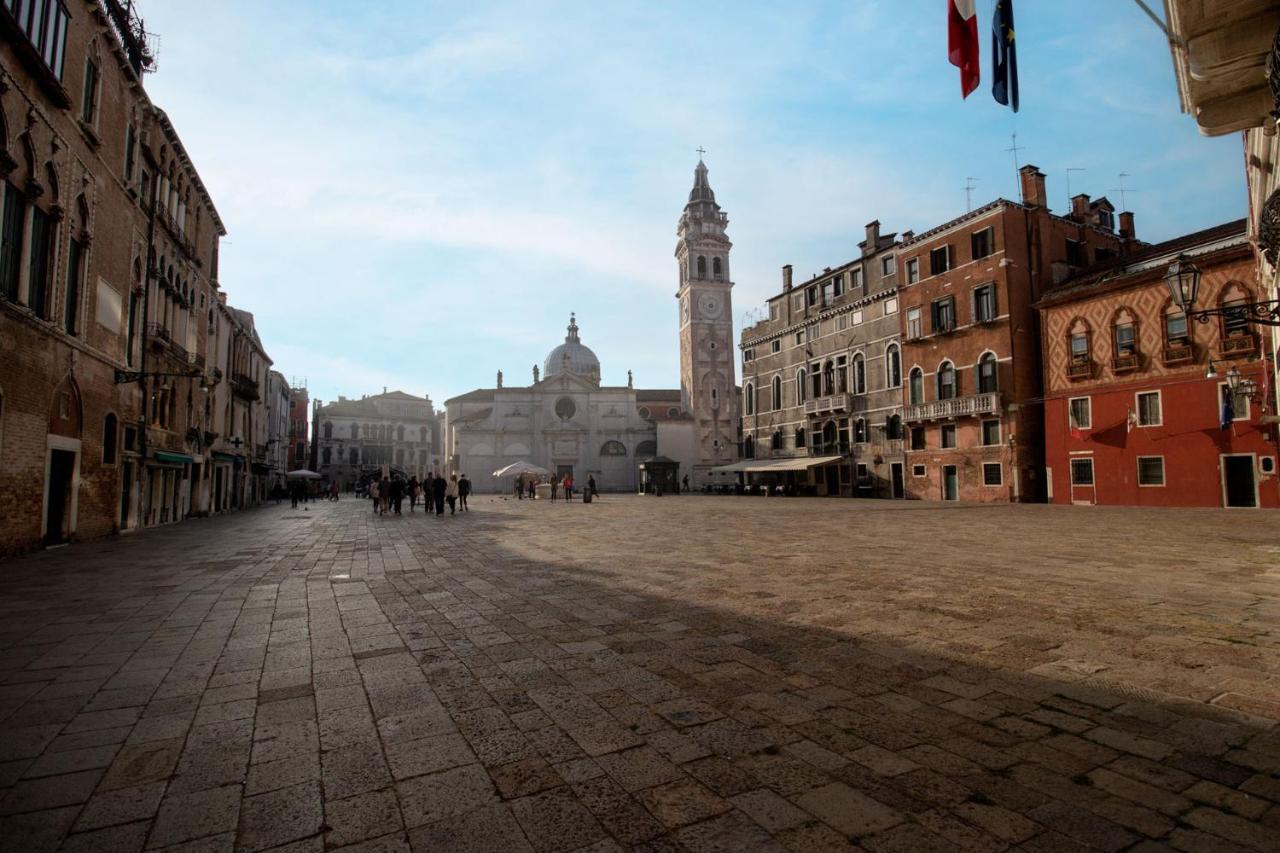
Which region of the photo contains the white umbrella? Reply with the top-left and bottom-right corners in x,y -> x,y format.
492,461 -> 549,478
285,469 -> 321,479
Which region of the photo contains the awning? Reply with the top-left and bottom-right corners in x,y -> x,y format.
212,451 -> 239,462
151,450 -> 194,466
251,462 -> 273,474
711,455 -> 845,475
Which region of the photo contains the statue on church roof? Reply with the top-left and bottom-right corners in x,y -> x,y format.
627,370 -> 633,389
497,370 -> 503,388
532,364 -> 540,384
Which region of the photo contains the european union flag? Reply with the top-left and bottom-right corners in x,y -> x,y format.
992,0 -> 1019,112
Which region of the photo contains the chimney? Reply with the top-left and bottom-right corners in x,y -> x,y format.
902,230 -> 914,242
782,264 -> 793,290
1070,194 -> 1090,220
1118,211 -> 1136,240
1019,165 -> 1047,209
865,220 -> 881,250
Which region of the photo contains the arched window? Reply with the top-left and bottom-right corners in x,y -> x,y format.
821,361 -> 834,396
1164,302 -> 1190,346
771,429 -> 783,449
322,447 -> 332,464
885,344 -> 901,388
712,257 -> 722,277
397,424 -> 405,441
349,447 -> 359,464
977,353 -> 998,393
743,435 -> 755,458
636,439 -> 657,457
909,368 -> 924,405
795,427 -> 806,448
744,382 -> 755,416
852,354 -> 866,395
937,361 -> 957,400
1220,282 -> 1252,338
854,418 -> 867,444
697,256 -> 707,277
771,376 -> 782,410
886,414 -> 903,440
351,423 -> 359,440
323,421 -> 333,439
822,421 -> 837,450
796,369 -> 807,404
102,413 -> 118,464
600,440 -> 627,456
1113,308 -> 1138,358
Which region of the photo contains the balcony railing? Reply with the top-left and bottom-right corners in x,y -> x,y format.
1067,360 -> 1093,380
1162,342 -> 1195,365
231,372 -> 260,401
904,391 -> 1000,422
1219,334 -> 1258,357
1113,351 -> 1140,373
804,392 -> 869,416
145,322 -> 169,342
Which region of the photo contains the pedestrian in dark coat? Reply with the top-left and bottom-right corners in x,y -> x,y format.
458,474 -> 471,512
433,473 -> 447,515
390,478 -> 404,515
407,477 -> 419,512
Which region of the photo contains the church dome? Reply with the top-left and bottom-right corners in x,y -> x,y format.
544,314 -> 601,384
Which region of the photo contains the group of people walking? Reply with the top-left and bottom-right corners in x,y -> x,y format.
514,472 -> 598,501
367,472 -> 470,517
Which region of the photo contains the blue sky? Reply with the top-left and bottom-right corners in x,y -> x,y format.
141,0 -> 1246,407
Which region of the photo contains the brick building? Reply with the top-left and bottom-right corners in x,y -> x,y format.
315,390 -> 438,489
896,166 -> 1137,502
737,220 -> 905,496
287,380 -> 308,472
1038,220 -> 1277,507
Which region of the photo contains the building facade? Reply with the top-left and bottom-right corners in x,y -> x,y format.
736,221 -> 904,496
896,166 -> 1136,502
675,158 -> 740,485
315,390 -> 437,489
1039,220 -> 1277,507
266,369 -> 289,482
287,380 -> 308,472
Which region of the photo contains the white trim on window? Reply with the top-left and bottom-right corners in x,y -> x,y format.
911,463 -> 927,478
1217,382 -> 1251,422
1068,396 -> 1092,430
982,461 -> 1003,487
1069,456 -> 1095,486
1135,390 -> 1163,427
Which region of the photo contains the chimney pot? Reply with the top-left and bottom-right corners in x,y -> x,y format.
1019,165 -> 1048,209
1118,211 -> 1136,240
865,220 -> 881,248
782,264 -> 793,290
1071,194 -> 1090,219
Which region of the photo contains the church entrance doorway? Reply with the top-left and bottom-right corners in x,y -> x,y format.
556,464 -> 574,482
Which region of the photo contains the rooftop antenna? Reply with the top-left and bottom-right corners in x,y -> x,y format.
1066,168 -> 1086,205
1006,133 -> 1024,202
964,177 -> 978,212
1112,172 -> 1137,210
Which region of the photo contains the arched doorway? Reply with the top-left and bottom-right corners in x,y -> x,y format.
45,374 -> 83,545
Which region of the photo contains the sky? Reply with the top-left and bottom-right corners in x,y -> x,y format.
139,0 -> 1247,408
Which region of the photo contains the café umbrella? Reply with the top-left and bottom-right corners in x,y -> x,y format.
285,469 -> 321,479
492,461 -> 549,478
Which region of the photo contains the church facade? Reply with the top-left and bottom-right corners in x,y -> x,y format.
443,159 -> 739,491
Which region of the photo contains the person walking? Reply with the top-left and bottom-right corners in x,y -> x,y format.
515,476 -> 523,499
379,476 -> 391,516
446,474 -> 459,515
562,473 -> 573,503
390,477 -> 404,516
682,474 -> 689,494
408,476 -> 419,512
330,481 -> 340,501
550,474 -> 559,502
368,479 -> 379,514
588,474 -> 598,500
433,472 -> 447,516
458,474 -> 471,512
527,477 -> 536,500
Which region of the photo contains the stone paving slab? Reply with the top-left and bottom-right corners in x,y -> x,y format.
0,495 -> 1278,851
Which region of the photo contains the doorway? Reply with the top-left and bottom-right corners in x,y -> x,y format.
556,464 -> 574,482
45,449 -> 77,545
119,460 -> 133,529
1221,454 -> 1258,508
942,465 -> 959,502
824,465 -> 840,496
890,462 -> 904,499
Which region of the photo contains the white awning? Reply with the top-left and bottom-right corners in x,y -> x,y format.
710,455 -> 845,474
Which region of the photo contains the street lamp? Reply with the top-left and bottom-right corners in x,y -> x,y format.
1166,252 -> 1280,327
1164,254 -> 1200,315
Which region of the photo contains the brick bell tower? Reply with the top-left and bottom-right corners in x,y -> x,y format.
675,155 -> 739,482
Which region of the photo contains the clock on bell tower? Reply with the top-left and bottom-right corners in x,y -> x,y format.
675,154 -> 739,481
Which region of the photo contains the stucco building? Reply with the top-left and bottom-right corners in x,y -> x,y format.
314,390 -> 438,489
735,221 -> 905,495
896,166 -> 1138,502
1038,220 -> 1276,507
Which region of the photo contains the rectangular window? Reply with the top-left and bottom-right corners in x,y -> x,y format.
794,331 -> 804,346
1066,239 -> 1087,267
852,267 -> 863,289
831,274 -> 843,298
742,348 -> 754,363
931,296 -> 955,334
851,310 -> 863,326
771,339 -> 780,353
906,306 -> 922,339
124,125 -> 136,182
806,286 -> 817,308
1114,323 -> 1135,354
1069,332 -> 1089,363
971,228 -> 993,260
912,463 -> 927,477
1165,311 -> 1189,344
1136,391 -> 1162,427
905,258 -> 919,284
807,323 -> 818,342
1070,457 -> 1094,486
0,183 -> 25,301
1068,397 -> 1091,430
940,424 -> 956,449
81,58 -> 98,124
64,237 -> 82,334
882,256 -> 896,276
769,303 -> 779,320
982,462 -> 1002,486
930,245 -> 951,276
883,296 -> 898,315
14,0 -> 69,79
835,314 -> 847,331
910,426 -> 926,451
981,419 -> 1000,446
1137,456 -> 1165,487
126,292 -> 138,366
27,205 -> 52,319
1222,299 -> 1249,337
1220,383 -> 1250,422
973,284 -> 996,323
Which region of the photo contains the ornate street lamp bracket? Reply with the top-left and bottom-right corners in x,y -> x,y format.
1188,300 -> 1280,328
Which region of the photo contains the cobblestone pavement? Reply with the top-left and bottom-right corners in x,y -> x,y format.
1,495 -> 1278,852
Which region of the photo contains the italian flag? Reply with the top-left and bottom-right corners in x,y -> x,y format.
948,0 -> 980,98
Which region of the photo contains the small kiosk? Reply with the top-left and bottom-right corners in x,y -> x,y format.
636,456 -> 680,495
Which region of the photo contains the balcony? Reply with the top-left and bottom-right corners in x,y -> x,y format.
1067,359 -> 1093,380
904,392 -> 1000,423
146,322 -> 170,343
231,372 -> 260,401
1218,334 -> 1258,357
1112,351 -> 1140,374
187,351 -> 206,369
803,393 -> 869,416
1162,342 -> 1195,365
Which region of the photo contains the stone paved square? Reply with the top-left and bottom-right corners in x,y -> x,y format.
0,495 -> 1277,851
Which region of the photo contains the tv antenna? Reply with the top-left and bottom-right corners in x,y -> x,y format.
964,177 -> 978,212
1006,133 -> 1024,201
1112,172 -> 1137,210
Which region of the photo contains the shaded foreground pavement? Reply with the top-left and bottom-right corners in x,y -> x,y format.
0,494 -> 1278,852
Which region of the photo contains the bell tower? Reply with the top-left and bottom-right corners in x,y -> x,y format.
676,155 -> 739,482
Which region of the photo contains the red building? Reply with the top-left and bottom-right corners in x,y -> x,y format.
1038,220 -> 1277,508
288,383 -> 309,471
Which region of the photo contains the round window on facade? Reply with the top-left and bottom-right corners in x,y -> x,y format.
637,407 -> 651,419
555,397 -> 576,420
